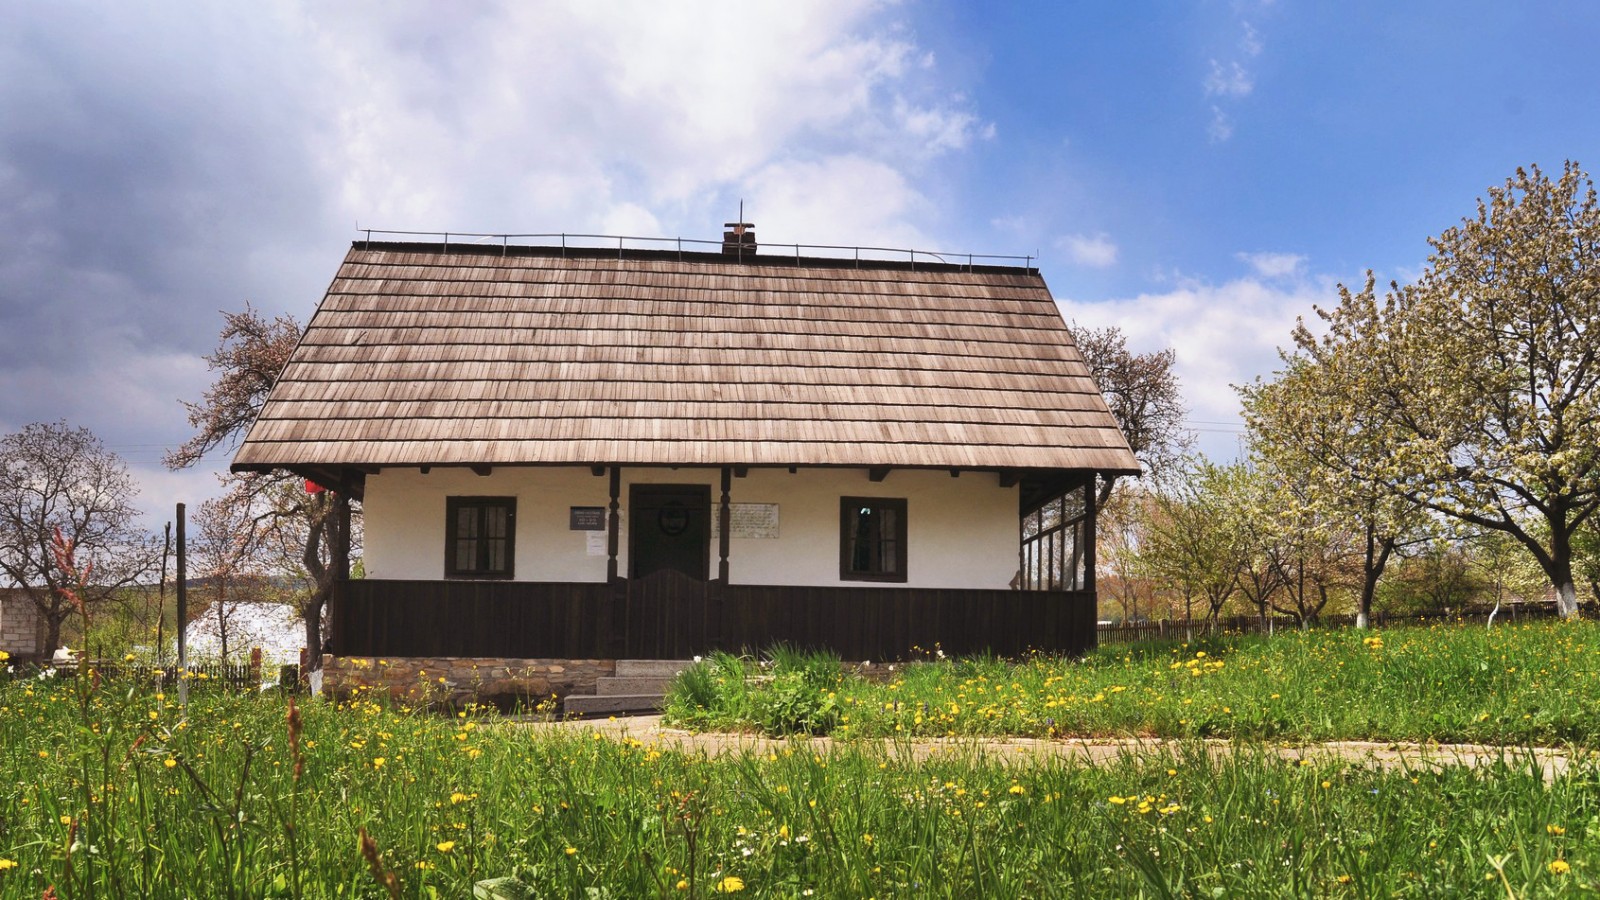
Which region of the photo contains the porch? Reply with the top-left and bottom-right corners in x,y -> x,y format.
328,571 -> 1098,662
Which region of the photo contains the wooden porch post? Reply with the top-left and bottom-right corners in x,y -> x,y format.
607,466 -> 622,582
1083,476 -> 1097,593
718,467 -> 731,582
332,489 -> 352,581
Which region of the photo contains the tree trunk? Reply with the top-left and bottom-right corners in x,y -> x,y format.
44,612 -> 65,657
301,501 -> 329,672
298,491 -> 350,671
1555,580 -> 1580,619
1356,533 -> 1395,630
1546,524 -> 1582,619
302,590 -> 326,667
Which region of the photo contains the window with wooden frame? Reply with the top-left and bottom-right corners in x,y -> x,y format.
840,497 -> 907,582
1020,485 -> 1088,591
446,497 -> 516,579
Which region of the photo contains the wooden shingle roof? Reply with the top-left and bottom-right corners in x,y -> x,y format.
231,242 -> 1139,475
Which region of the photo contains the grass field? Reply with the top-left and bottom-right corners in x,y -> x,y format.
664,620 -> 1600,745
0,620 -> 1596,897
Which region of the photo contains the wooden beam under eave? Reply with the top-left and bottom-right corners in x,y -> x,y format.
868,466 -> 891,483
998,471 -> 1021,488
290,465 -> 367,501
470,464 -> 493,477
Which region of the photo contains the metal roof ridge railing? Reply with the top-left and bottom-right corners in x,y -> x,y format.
354,228 -> 1035,272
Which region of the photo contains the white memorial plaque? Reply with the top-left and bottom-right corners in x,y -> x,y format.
711,503 -> 780,539
585,530 -> 608,557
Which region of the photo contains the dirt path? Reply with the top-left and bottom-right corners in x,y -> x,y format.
522,715 -> 1584,782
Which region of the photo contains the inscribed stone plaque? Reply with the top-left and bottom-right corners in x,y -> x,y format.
569,507 -> 606,531
711,503 -> 780,539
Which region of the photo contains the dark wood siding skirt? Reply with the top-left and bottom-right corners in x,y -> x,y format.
330,574 -> 1097,660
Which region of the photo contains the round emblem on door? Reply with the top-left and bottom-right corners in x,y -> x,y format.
657,501 -> 689,537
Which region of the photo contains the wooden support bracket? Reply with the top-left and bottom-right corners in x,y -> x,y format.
868,466 -> 891,483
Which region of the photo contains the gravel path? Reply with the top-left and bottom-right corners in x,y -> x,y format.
522,715 -> 1584,782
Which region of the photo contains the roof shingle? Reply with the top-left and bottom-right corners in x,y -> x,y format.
232,243 -> 1140,474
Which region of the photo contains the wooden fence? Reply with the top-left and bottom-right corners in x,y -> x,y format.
57,660 -> 265,691
1095,604 -> 1568,645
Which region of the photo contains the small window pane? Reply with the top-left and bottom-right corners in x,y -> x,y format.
446,497 -> 516,579
841,497 -> 907,582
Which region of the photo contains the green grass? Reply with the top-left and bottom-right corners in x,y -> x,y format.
0,667 -> 1597,897
664,620 -> 1600,745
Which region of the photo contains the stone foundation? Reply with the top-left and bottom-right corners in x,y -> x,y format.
321,655 -> 616,711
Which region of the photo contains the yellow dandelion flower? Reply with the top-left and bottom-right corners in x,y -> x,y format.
676,879 -> 689,891
451,792 -> 470,805
164,758 -> 177,769
1108,796 -> 1127,805
1549,859 -> 1570,876
715,875 -> 745,893
436,841 -> 455,853
0,859 -> 17,871
565,846 -> 577,856
1009,784 -> 1025,795
1547,824 -> 1566,836
372,757 -> 386,769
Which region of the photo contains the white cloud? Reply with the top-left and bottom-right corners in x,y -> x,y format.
1236,251 -> 1306,279
741,156 -> 935,251
300,1 -> 983,239
1057,273 -> 1338,461
1204,60 -> 1254,98
1,1 -> 996,526
1240,22 -> 1263,57
1056,232 -> 1119,268
1208,106 -> 1234,143
1200,16 -> 1264,142
893,97 -> 995,154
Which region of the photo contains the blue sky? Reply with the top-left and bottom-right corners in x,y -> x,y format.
1,1 -> 1596,525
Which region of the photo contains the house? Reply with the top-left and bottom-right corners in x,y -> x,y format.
231,226 -> 1138,700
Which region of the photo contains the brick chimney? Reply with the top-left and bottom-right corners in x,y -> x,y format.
722,221 -> 756,258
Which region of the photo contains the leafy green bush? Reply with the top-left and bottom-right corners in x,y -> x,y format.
663,645 -> 846,735
663,650 -> 752,729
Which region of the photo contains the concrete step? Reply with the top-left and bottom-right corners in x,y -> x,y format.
596,675 -> 677,696
615,659 -> 694,678
563,693 -> 664,716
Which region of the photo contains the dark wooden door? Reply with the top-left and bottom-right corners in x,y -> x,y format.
629,484 -> 711,580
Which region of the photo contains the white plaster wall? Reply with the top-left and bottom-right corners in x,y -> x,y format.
362,466 -> 1020,589
727,468 -> 1018,589
363,467 -> 613,582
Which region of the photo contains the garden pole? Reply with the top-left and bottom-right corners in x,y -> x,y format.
177,502 -> 187,710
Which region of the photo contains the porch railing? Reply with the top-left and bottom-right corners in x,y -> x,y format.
329,573 -> 1097,661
